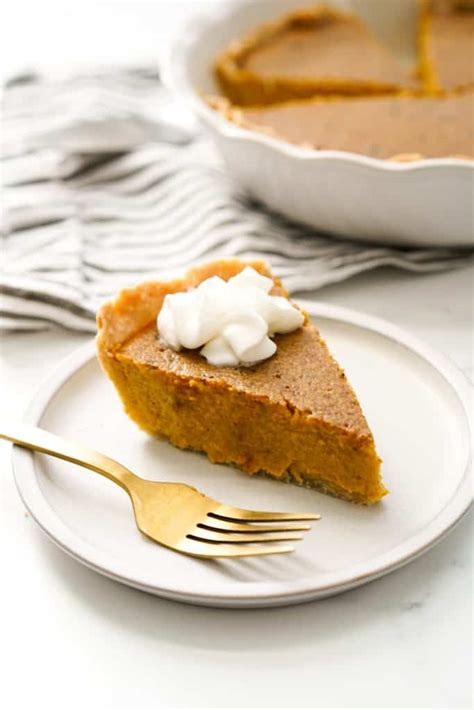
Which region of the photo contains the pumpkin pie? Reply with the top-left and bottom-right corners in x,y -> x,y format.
419,0 -> 474,93
211,92 -> 474,160
97,259 -> 386,504
214,5 -> 418,106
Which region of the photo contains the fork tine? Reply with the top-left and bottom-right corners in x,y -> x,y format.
176,539 -> 295,558
209,505 -> 321,524
187,530 -> 303,544
198,520 -> 312,533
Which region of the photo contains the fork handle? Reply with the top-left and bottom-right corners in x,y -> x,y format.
0,421 -> 137,493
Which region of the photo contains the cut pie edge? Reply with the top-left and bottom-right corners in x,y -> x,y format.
418,0 -> 474,94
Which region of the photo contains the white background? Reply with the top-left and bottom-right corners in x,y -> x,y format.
1,2 -> 473,709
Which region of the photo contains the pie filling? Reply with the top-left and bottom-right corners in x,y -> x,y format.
213,93 -> 474,160
210,2 -> 474,159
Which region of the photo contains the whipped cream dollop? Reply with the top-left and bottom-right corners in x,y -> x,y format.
157,267 -> 304,367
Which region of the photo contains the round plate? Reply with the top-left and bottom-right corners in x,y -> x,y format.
12,303 -> 472,608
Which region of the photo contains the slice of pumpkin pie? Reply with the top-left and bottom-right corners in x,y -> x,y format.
97,259 -> 386,504
214,4 -> 417,106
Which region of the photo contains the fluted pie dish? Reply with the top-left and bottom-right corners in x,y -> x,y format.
166,0 -> 474,246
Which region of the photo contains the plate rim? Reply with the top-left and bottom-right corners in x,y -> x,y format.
12,303 -> 473,608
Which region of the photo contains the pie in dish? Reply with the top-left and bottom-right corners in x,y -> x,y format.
210,2 -> 474,160
97,259 -> 386,504
419,0 -> 474,93
214,5 -> 417,106
211,92 -> 474,160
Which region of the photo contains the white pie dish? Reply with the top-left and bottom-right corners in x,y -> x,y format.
165,0 -> 474,248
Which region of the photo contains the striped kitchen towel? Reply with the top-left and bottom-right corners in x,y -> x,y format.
1,68 -> 470,333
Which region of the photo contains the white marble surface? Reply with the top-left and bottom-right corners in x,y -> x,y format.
1,266 -> 473,710
2,2 -> 473,708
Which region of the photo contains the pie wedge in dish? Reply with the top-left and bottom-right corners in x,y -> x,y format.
214,4 -> 417,106
97,259 -> 386,504
210,92 -> 474,160
419,0 -> 474,93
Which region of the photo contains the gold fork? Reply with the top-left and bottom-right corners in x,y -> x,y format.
1,422 -> 320,558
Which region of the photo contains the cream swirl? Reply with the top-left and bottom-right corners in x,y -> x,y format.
157,267 -> 304,367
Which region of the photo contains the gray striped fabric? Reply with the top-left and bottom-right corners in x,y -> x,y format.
1,68 -> 470,332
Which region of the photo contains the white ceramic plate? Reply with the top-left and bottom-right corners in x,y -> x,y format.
12,303 -> 472,608
165,0 -> 474,247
